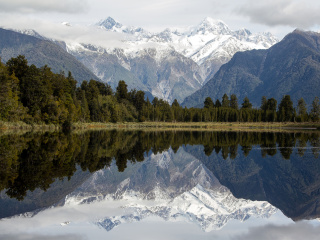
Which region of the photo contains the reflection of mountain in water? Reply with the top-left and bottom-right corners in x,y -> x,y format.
64,148 -> 277,232
1,130 -> 319,223
184,144 -> 320,221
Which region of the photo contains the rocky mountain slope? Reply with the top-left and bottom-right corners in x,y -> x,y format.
182,30 -> 320,107
0,28 -> 99,83
4,17 -> 277,103
65,17 -> 277,103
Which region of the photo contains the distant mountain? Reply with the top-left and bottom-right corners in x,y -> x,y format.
65,17 -> 277,103
0,28 -> 99,83
182,30 -> 320,108
5,17 -> 277,103
95,17 -> 277,73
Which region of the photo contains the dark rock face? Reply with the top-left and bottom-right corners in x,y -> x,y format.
183,30 -> 320,108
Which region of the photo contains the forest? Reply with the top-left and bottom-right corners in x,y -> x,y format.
1,55 -> 320,127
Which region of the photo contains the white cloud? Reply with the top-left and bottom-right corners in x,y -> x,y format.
0,0 -> 312,41
84,0 -> 232,31
0,14 -> 126,49
233,222 -> 320,240
236,0 -> 320,28
0,0 -> 88,14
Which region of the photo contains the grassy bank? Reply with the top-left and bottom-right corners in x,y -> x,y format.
70,122 -> 320,135
0,121 -> 60,130
1,121 -> 320,132
72,121 -> 320,130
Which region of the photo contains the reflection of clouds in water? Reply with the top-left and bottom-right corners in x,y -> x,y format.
233,222 -> 320,240
0,233 -> 85,240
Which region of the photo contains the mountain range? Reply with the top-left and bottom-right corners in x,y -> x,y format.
182,30 -> 320,107
2,17 -> 277,103
1,17 -> 318,107
64,17 -> 277,103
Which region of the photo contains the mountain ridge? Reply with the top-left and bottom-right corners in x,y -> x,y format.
5,17 -> 278,103
182,29 -> 320,107
67,16 -> 278,103
0,28 -> 99,83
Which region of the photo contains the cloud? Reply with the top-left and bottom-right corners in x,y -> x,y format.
232,222 -> 320,240
236,0 -> 320,28
0,0 -> 88,14
85,0 -> 232,31
0,14 -> 127,49
0,233 -> 85,240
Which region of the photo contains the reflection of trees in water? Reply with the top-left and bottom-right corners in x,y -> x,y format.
310,133 -> 320,158
0,130 -> 319,200
190,133 -> 320,221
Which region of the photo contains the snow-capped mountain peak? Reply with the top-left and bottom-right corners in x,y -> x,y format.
234,28 -> 252,38
58,17 -> 278,103
14,29 -> 46,40
193,17 -> 231,35
97,17 -> 150,37
97,16 -> 123,30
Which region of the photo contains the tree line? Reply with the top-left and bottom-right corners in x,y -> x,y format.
1,55 -> 319,126
198,94 -> 320,123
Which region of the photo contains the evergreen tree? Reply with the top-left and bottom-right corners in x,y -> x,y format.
261,96 -> 267,111
278,95 -> 294,122
221,94 -> 229,108
6,55 -> 29,80
136,91 -> 145,111
0,61 -> 27,121
172,99 -> 180,108
204,97 -> 214,109
215,99 -> 222,108
310,97 -> 320,122
230,94 -> 238,110
297,98 -> 307,122
116,80 -> 128,101
241,96 -> 252,109
76,89 -> 90,122
267,98 -> 277,111
265,98 -> 277,122
172,99 -> 183,122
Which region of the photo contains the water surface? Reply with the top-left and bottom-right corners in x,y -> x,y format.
0,130 -> 320,239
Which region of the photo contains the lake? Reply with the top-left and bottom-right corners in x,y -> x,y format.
1,130 -> 320,240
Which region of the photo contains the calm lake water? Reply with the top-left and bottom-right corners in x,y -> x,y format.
1,130 -> 320,240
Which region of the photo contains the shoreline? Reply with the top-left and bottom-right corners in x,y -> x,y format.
1,121 -> 320,133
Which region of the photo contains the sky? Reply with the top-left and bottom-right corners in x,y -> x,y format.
0,0 -> 320,41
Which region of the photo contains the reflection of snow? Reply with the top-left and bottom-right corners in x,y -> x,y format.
60,221 -> 70,226
95,184 -> 277,232
61,148 -> 277,232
